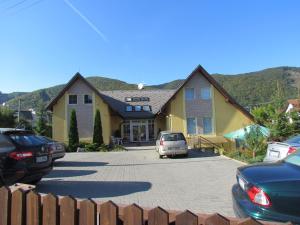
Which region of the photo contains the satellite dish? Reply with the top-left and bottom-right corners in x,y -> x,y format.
137,83 -> 144,90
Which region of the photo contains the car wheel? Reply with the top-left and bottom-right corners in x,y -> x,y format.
159,154 -> 163,159
182,153 -> 188,158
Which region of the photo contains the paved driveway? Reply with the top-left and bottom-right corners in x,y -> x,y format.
36,149 -> 243,216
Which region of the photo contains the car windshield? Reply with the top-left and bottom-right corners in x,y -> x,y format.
162,133 -> 185,141
9,134 -> 44,146
285,135 -> 300,144
284,154 -> 300,167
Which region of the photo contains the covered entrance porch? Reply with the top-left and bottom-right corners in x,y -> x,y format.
121,119 -> 155,143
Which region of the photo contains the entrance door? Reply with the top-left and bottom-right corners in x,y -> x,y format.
131,121 -> 148,142
132,125 -> 139,142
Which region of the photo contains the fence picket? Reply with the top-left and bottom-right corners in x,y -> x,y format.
11,189 -> 26,225
42,194 -> 58,225
176,210 -> 198,225
100,201 -> 118,225
0,187 -> 11,225
238,218 -> 263,225
79,199 -> 97,225
204,213 -> 230,225
26,191 -> 41,225
0,186 -> 290,225
148,207 -> 169,225
60,196 -> 77,225
123,204 -> 143,225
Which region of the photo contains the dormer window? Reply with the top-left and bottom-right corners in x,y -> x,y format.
135,105 -> 142,111
125,97 -> 132,102
143,105 -> 151,111
126,106 -> 133,111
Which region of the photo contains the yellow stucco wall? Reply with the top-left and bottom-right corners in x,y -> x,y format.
213,87 -> 252,135
110,115 -> 123,136
52,94 -> 67,143
52,91 -> 115,145
165,88 -> 187,135
94,93 -> 112,145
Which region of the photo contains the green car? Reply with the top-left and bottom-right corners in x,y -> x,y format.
232,152 -> 300,223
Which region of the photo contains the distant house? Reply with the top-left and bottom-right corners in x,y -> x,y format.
46,65 -> 253,145
14,110 -> 34,123
286,99 -> 300,113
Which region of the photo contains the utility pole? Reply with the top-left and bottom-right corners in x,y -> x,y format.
18,99 -> 21,123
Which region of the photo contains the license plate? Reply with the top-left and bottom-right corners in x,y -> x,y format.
238,176 -> 246,191
36,156 -> 48,163
168,147 -> 180,150
269,151 -> 279,158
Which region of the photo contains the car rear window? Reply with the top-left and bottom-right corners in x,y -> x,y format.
0,134 -> 15,152
162,133 -> 186,141
9,134 -> 44,146
284,154 -> 300,167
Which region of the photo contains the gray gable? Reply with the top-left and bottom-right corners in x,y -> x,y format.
100,90 -> 176,119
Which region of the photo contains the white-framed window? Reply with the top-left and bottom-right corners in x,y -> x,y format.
68,95 -> 77,105
84,94 -> 92,104
185,88 -> 195,100
200,87 -> 211,100
135,105 -> 142,111
187,117 -> 197,134
142,105 -> 151,111
126,106 -> 133,112
203,117 -> 212,134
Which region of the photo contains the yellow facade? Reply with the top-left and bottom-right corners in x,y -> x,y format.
165,88 -> 187,135
52,94 -> 67,143
213,87 -> 252,135
52,91 -> 115,145
93,93 -> 114,145
164,86 -> 252,141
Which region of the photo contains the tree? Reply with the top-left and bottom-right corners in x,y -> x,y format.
0,106 -> 15,127
244,125 -> 267,158
93,109 -> 103,145
35,106 -> 47,136
69,109 -> 79,151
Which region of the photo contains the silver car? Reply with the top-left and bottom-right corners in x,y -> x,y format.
263,135 -> 300,163
156,131 -> 188,158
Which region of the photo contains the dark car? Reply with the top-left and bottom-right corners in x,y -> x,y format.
0,128 -> 53,185
232,151 -> 300,223
37,136 -> 66,161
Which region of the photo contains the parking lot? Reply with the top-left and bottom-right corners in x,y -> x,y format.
37,149 -> 243,216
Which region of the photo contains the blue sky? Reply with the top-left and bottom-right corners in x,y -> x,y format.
1,0 -> 300,93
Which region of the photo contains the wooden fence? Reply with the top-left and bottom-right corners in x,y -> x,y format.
0,187 -> 287,225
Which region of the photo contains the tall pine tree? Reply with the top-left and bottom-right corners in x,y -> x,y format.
93,109 -> 103,145
69,109 -> 79,151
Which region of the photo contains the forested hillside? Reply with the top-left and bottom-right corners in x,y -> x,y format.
2,66 -> 300,110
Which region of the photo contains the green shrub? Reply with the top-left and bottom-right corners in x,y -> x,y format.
68,110 -> 79,152
93,109 -> 103,145
111,145 -> 126,152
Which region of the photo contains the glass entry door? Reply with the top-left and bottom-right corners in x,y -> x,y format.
122,120 -> 155,142
131,120 -> 148,142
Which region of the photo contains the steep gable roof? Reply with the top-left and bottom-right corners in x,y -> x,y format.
46,73 -> 122,117
159,65 -> 254,120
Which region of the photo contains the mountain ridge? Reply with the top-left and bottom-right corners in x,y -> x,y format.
2,66 -> 300,110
